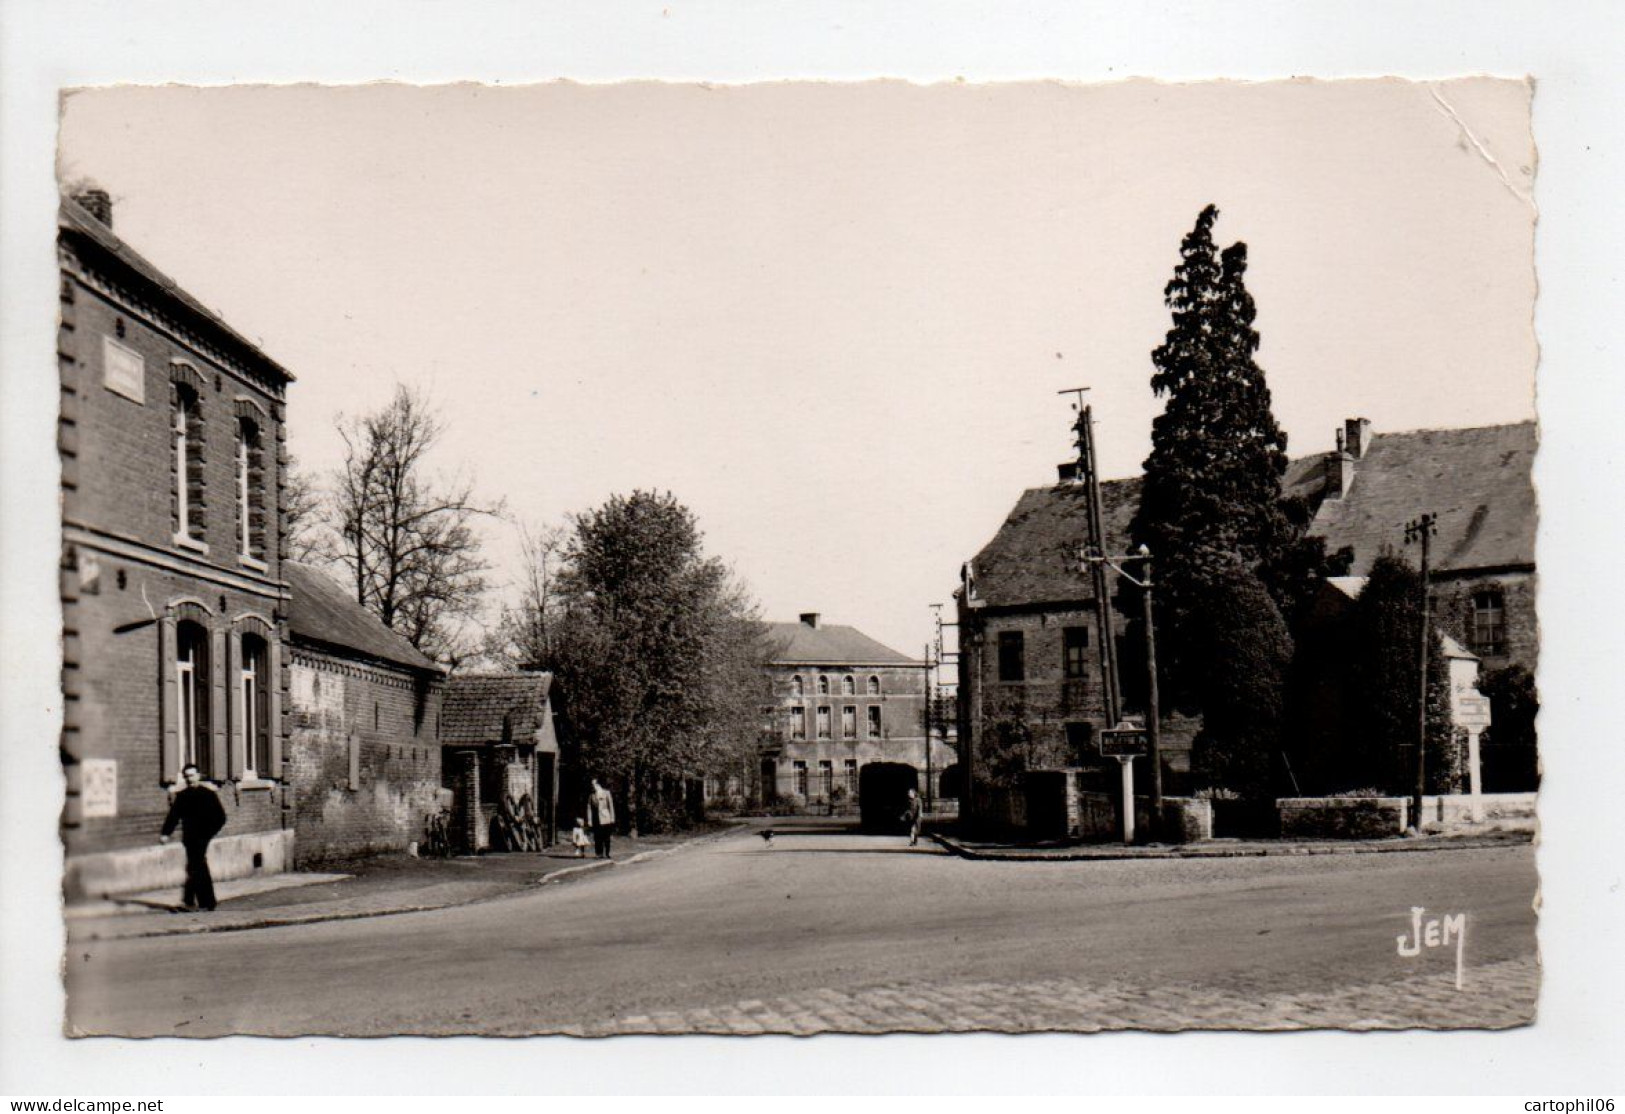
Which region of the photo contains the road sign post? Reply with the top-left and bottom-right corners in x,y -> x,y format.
1100,725 -> 1149,845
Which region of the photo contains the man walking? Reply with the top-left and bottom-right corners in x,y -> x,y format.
159,764 -> 226,911
587,778 -> 616,860
904,787 -> 923,847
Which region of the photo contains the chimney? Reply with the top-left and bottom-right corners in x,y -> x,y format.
71,187 -> 113,228
1324,427 -> 1356,499
799,612 -> 821,629
1057,461 -> 1080,483
1344,417 -> 1372,460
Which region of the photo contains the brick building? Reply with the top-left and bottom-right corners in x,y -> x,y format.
955,418 -> 1537,818
439,673 -> 561,852
58,190 -> 296,898
759,613 -> 949,811
283,562 -> 447,865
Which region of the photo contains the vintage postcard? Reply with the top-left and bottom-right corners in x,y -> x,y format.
53,78 -> 1537,1037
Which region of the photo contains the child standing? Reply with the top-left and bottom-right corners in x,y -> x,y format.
570,818 -> 590,858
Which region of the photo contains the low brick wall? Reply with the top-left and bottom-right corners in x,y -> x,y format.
1419,792 -> 1538,832
1278,797 -> 1409,839
64,829 -> 295,901
1158,797 -> 1213,843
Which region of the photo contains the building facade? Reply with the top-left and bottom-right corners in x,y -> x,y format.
283,562 -> 447,865
955,418 -> 1537,820
59,190 -> 297,898
759,613 -> 950,811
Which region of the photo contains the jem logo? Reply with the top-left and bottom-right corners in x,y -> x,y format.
1396,906 -> 1468,989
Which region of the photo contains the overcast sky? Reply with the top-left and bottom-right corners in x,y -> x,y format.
57,78 -> 1536,657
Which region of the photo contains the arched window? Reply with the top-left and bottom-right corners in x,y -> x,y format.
790,675 -> 803,697
817,675 -> 830,696
866,675 -> 880,695
842,675 -> 855,695
172,385 -> 205,544
236,417 -> 266,561
240,632 -> 270,775
176,620 -> 212,775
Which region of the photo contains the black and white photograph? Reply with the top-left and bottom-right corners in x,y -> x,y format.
2,0 -> 1623,1100
49,76 -> 1541,1036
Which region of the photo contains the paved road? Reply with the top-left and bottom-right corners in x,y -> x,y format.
66,822 -> 1538,1035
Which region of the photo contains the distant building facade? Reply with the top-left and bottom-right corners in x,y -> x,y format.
283,562 -> 447,865
759,613 -> 950,811
58,190 -> 297,898
956,418 -> 1537,818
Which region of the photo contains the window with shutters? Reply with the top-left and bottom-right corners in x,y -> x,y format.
789,704 -> 806,739
816,705 -> 831,739
236,417 -> 267,563
175,620 -> 212,776
240,633 -> 270,776
867,705 -> 882,739
841,705 -> 857,739
172,385 -> 206,548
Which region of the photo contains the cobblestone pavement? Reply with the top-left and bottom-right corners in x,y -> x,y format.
596,955 -> 1538,1035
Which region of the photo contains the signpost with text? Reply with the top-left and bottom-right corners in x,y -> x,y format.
1100,725 -> 1148,844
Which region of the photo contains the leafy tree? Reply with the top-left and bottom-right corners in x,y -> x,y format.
540,491 -> 771,832
1129,206 -> 1292,711
1346,554 -> 1458,794
1188,566 -> 1293,799
329,385 -> 500,665
1479,664 -> 1540,790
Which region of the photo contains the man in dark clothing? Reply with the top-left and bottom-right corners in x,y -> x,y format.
159,764 -> 226,911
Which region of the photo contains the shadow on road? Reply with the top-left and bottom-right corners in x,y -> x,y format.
743,845 -> 946,856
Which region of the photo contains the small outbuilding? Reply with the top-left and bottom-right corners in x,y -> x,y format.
440,672 -> 561,852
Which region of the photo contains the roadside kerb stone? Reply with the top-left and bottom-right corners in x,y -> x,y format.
67,823 -> 743,942
930,829 -> 1531,862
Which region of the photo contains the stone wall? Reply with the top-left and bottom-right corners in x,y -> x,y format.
1278,796 -> 1410,839
286,648 -> 443,864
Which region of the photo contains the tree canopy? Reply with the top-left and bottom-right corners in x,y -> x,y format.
535,491 -> 771,831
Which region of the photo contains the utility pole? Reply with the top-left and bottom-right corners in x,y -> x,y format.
1405,512 -> 1438,835
1060,388 -> 1122,726
923,642 -> 935,812
1086,544 -> 1163,823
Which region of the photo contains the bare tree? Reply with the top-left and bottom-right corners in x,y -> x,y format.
486,520 -> 569,669
281,455 -> 330,564
331,385 -> 500,665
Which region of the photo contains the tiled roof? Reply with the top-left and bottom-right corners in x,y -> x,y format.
1308,423 -> 1536,577
1324,577 -> 1477,661
964,423 -> 1534,605
765,622 -> 921,666
440,673 -> 555,746
58,197 -> 295,385
284,562 -> 442,674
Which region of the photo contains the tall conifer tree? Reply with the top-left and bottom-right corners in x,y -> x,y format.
1130,206 -> 1291,709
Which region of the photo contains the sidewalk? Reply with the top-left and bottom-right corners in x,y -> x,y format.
66,824 -> 741,942
931,826 -> 1533,862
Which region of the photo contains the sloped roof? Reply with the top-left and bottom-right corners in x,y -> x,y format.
1308,423 -> 1536,577
284,561 -> 442,674
966,457 -> 1323,609
765,621 -> 920,666
963,424 -> 1533,605
440,673 -> 555,746
58,197 -> 295,385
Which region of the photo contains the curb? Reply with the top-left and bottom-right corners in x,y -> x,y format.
74,823 -> 747,941
929,831 -> 1533,862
